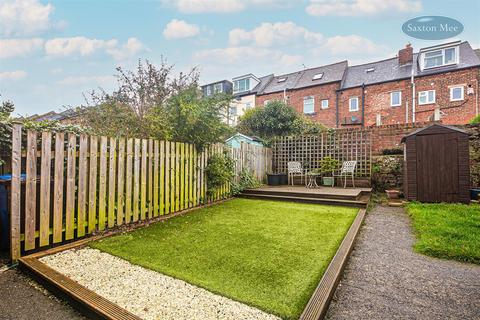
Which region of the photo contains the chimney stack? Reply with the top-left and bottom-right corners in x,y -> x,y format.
398,43 -> 413,65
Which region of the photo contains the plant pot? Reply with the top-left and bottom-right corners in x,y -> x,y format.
386,189 -> 400,199
470,188 -> 480,200
322,177 -> 334,186
267,174 -> 281,186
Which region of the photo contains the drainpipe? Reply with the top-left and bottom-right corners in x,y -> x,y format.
411,68 -> 416,123
283,88 -> 287,103
335,90 -> 340,128
361,83 -> 365,127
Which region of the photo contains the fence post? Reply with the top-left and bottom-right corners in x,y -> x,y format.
10,123 -> 22,262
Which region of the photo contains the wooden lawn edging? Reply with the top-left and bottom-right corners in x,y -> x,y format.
299,208 -> 366,320
18,198 -> 232,320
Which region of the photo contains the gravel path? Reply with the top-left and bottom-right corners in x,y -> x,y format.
41,248 -> 280,320
0,268 -> 85,320
326,205 -> 480,320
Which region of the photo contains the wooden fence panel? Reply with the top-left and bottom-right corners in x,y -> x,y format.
9,126 -> 236,261
39,131 -> 52,247
98,137 -> 107,230
65,133 -> 76,240
108,138 -> 116,228
117,138 -> 125,225
77,134 -> 88,237
52,132 -> 64,244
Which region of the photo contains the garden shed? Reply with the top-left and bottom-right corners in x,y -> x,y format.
402,124 -> 470,204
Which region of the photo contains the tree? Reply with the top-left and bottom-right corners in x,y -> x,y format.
162,87 -> 234,149
237,100 -> 325,142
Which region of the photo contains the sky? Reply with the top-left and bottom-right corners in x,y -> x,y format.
1,0 -> 479,116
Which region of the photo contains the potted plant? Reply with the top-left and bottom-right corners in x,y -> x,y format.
318,157 -> 339,186
386,189 -> 401,199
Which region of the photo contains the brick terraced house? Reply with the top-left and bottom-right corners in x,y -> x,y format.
201,40 -> 480,127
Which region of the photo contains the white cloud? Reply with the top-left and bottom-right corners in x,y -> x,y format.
44,37 -> 117,57
229,21 -> 323,47
163,19 -> 200,40
0,38 -> 44,59
194,46 -> 302,66
0,0 -> 54,36
44,36 -> 147,60
0,70 -> 27,81
56,75 -> 115,87
106,37 -> 148,60
306,0 -> 422,16
165,0 -> 297,13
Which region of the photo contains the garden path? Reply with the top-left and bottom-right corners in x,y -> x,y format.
326,205 -> 480,320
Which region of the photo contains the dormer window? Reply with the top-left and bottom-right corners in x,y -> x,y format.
312,73 -> 323,80
233,78 -> 250,93
422,46 -> 458,69
213,83 -> 223,93
277,77 -> 287,83
366,68 -> 375,73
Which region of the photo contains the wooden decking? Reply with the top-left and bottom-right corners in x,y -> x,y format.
240,185 -> 371,207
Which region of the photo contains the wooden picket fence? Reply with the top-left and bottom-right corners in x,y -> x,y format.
271,130 -> 372,177
230,143 -> 272,183
9,124 -> 230,261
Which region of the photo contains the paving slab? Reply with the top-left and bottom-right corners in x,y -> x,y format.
326,205 -> 480,320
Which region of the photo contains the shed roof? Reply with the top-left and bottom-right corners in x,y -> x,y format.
401,124 -> 468,142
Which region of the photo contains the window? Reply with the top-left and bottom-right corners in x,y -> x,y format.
349,97 -> 359,112
321,99 -> 329,109
206,85 -> 212,96
263,100 -> 270,106
233,78 -> 250,93
303,96 -> 315,114
229,106 -> 237,116
418,90 -> 435,105
277,77 -> 287,83
213,83 -> 223,93
245,102 -> 252,110
423,47 -> 457,69
312,73 -> 323,80
450,86 -> 464,101
390,91 -> 401,107
366,67 -> 375,73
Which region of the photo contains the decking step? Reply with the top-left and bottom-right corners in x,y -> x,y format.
242,189 -> 363,201
238,193 -> 368,208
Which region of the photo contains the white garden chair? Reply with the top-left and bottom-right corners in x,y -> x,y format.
334,161 -> 357,188
287,161 -> 303,186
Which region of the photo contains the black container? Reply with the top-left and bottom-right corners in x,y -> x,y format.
470,189 -> 480,200
267,173 -> 287,186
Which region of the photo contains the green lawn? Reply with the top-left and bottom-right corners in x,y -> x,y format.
406,202 -> 480,264
90,198 -> 358,319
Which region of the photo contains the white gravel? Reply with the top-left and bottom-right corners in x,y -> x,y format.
40,248 -> 280,320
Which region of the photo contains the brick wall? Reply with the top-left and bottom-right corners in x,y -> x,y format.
337,67 -> 479,128
255,82 -> 340,127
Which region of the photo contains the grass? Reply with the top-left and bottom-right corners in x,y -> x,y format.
90,198 -> 358,319
406,202 -> 480,264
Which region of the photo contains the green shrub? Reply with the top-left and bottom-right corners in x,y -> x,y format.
205,151 -> 235,197
470,114 -> 480,124
231,169 -> 261,195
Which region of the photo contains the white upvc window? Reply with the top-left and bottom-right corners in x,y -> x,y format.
245,102 -> 252,110
229,106 -> 237,116
263,100 -> 271,106
450,86 -> 464,101
206,86 -> 212,96
422,47 -> 458,69
349,97 -> 359,112
213,83 -> 223,93
303,96 -> 315,114
233,78 -> 250,93
418,90 -> 436,105
321,99 -> 329,109
390,91 -> 401,107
